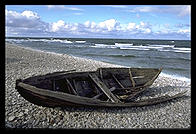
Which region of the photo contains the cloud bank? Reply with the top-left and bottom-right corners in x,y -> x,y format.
5,9 -> 190,40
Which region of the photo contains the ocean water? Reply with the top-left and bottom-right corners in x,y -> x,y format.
6,37 -> 191,82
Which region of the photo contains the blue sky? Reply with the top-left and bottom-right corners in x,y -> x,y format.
5,5 -> 191,40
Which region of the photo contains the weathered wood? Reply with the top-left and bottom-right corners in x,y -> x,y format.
72,79 -> 77,91
65,78 -> 77,95
125,87 -> 147,101
143,68 -> 162,87
133,76 -> 145,79
92,87 -> 116,99
89,74 -> 121,103
129,68 -> 136,87
112,74 -> 125,88
16,82 -> 187,107
99,68 -> 103,80
15,67 -> 187,107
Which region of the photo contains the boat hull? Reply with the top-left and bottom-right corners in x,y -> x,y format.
15,67 -> 187,107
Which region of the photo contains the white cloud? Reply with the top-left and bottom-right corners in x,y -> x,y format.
66,7 -> 83,11
6,10 -> 39,21
128,5 -> 191,17
6,9 -> 49,36
46,5 -> 65,9
127,23 -> 136,30
51,20 -> 65,32
6,10 -> 47,29
21,10 -> 39,19
46,5 -> 84,11
84,21 -> 96,29
98,19 -> 120,31
126,21 -> 152,34
104,5 -> 128,8
5,9 -> 190,39
128,6 -> 156,13
177,29 -> 190,34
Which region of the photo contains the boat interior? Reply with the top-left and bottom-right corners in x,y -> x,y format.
21,68 -> 160,102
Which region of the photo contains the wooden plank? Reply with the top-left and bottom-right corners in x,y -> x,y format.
65,78 -> 77,95
112,74 -> 125,88
92,93 -> 103,99
72,79 -> 77,91
89,74 -> 121,103
17,82 -> 187,107
99,68 -> 103,80
132,76 -> 145,79
129,68 -> 136,87
92,87 -> 116,99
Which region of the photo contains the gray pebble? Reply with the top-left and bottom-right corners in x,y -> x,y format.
8,116 -> 16,121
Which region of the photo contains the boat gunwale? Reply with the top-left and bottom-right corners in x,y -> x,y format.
15,67 -> 164,107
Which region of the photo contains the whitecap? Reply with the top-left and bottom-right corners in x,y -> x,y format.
91,44 -> 117,48
115,43 -> 133,48
75,41 -> 86,43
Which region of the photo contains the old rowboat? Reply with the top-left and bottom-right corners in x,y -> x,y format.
15,67 -> 187,107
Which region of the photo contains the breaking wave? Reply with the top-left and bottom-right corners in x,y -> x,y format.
6,38 -> 73,44
91,44 -> 117,48
89,42 -> 190,53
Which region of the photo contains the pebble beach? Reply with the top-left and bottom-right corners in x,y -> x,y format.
5,43 -> 191,129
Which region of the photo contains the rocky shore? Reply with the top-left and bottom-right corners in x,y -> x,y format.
5,43 -> 191,128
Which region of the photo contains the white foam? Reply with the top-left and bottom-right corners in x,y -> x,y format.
160,72 -> 190,83
170,41 -> 175,43
91,44 -> 117,48
75,41 -> 86,43
115,43 -> 133,48
9,38 -> 73,44
173,47 -> 191,51
157,47 -> 191,53
173,50 -> 191,53
148,44 -> 175,48
116,44 -> 175,51
49,39 -> 73,43
119,46 -> 150,51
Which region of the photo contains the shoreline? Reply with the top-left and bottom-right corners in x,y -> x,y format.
5,43 -> 191,128
6,42 -> 190,83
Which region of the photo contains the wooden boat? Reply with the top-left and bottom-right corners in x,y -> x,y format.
15,67 -> 187,107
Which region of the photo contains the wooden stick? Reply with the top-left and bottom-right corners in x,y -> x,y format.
129,68 -> 136,87
92,87 -> 116,99
89,74 -> 121,103
99,68 -> 103,80
65,78 -> 77,95
112,74 -> 125,88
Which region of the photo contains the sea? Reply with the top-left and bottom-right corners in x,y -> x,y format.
6,37 -> 191,83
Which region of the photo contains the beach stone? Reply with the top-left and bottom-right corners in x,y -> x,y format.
8,116 -> 16,121
18,112 -> 24,117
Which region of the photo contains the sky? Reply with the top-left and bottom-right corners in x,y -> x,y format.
5,5 -> 191,40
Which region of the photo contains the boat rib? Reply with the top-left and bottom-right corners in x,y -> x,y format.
89,73 -> 121,103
